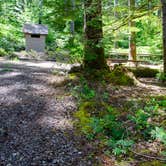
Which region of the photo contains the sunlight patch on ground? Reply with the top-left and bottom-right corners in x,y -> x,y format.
0,71 -> 22,78
0,83 -> 28,104
0,94 -> 20,105
37,116 -> 73,130
0,59 -> 80,71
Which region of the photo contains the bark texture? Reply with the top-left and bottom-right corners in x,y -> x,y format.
161,0 -> 166,74
84,0 -> 107,69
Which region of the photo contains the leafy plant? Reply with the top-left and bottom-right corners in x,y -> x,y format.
151,127 -> 166,145
0,48 -> 8,56
107,139 -> 134,156
81,84 -> 96,100
128,109 -> 151,130
156,72 -> 166,82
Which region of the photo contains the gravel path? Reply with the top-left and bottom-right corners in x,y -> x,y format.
0,60 -> 90,166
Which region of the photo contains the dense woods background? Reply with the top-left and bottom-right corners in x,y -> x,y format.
0,0 -> 163,65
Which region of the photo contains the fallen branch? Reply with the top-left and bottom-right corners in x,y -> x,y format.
131,150 -> 166,162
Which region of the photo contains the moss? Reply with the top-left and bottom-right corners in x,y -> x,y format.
77,101 -> 103,116
69,73 -> 78,80
139,160 -> 166,166
130,67 -> 159,78
109,65 -> 135,86
83,65 -> 136,85
78,102 -> 95,112
74,102 -> 94,134
76,101 -> 118,117
74,101 -> 119,134
69,65 -> 136,86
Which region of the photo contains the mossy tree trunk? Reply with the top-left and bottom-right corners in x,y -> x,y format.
114,0 -> 118,49
84,0 -> 107,69
161,0 -> 166,74
128,0 -> 136,61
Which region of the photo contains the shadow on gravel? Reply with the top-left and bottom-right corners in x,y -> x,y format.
0,62 -> 91,166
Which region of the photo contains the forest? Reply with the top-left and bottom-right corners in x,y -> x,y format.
0,0 -> 166,166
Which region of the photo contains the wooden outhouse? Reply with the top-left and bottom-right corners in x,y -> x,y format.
23,24 -> 48,52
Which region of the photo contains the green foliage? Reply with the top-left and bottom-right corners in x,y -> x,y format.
151,127 -> 166,145
75,102 -> 92,136
76,103 -> 124,138
75,100 -> 130,154
71,77 -> 96,100
0,23 -> 24,53
0,0 -> 164,66
130,67 -> 159,78
67,41 -> 83,63
158,99 -> 166,108
156,72 -> 166,82
128,98 -> 166,139
107,139 -> 134,156
109,65 -> 135,85
132,109 -> 149,126
73,72 -> 166,157
128,109 -> 152,134
81,84 -> 96,100
0,48 -> 8,56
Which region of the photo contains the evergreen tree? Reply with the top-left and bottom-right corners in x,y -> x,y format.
161,0 -> 166,74
84,0 -> 107,69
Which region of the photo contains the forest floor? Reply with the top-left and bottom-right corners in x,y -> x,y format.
0,58 -> 166,166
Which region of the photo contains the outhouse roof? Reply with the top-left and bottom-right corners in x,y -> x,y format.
23,24 -> 48,35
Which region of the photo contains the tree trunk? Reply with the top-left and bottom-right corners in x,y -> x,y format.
70,0 -> 75,36
69,0 -> 75,45
114,0 -> 118,18
39,0 -> 43,24
84,0 -> 107,69
114,0 -> 118,49
161,0 -> 166,74
128,0 -> 136,61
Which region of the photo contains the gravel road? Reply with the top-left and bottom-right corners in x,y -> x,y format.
0,60 -> 90,166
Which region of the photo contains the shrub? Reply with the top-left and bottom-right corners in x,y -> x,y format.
0,48 -> 7,57
131,67 -> 159,78
156,72 -> 166,82
107,139 -> 134,156
151,127 -> 166,145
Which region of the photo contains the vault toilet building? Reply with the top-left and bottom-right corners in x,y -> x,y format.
23,24 -> 48,52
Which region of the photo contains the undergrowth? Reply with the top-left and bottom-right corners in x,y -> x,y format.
68,74 -> 166,159
130,67 -> 159,78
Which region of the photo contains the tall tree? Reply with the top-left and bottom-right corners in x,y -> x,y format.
128,0 -> 136,61
114,0 -> 118,49
161,0 -> 166,74
70,0 -> 75,36
84,0 -> 107,69
39,0 -> 43,24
